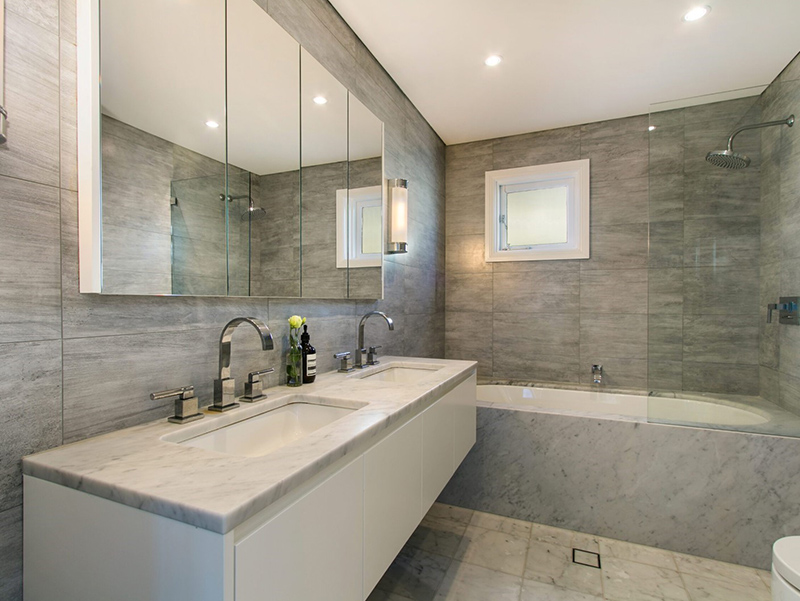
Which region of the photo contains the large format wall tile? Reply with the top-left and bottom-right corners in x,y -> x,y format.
0,506 -> 22,600
0,11 -> 60,187
0,176 -> 62,343
0,341 -> 62,511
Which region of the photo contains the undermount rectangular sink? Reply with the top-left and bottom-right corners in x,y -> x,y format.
179,402 -> 355,458
361,365 -> 443,384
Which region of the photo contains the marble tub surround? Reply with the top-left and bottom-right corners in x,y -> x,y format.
370,502 -> 771,601
22,357 -> 475,534
439,406 -> 800,569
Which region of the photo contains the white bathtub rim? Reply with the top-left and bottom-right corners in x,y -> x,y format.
477,383 -> 800,438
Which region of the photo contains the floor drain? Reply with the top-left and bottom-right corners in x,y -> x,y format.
572,548 -> 601,569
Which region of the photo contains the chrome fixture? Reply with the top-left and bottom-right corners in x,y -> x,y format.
387,178 -> 408,254
366,346 -> 382,366
334,351 -> 354,373
592,365 -> 603,385
242,199 -> 267,221
767,297 -> 799,325
151,385 -> 203,424
356,311 -> 394,368
212,317 -> 274,412
242,367 -> 275,401
706,115 -> 794,169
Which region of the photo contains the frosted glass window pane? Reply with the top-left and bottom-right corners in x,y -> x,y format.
361,205 -> 382,255
506,187 -> 568,246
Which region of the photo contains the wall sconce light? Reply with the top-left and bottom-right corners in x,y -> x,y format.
387,178 -> 408,254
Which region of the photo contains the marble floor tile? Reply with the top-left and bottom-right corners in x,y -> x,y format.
602,557 -> 689,601
426,503 -> 474,526
521,580 -> 603,601
407,515 -> 469,558
598,538 -> 677,570
454,526 -> 529,576
384,505 -> 776,601
525,540 -> 604,597
530,523 -> 576,547
673,552 -> 764,588
469,510 -> 533,538
433,561 -> 522,601
375,546 -> 452,601
681,573 -> 770,601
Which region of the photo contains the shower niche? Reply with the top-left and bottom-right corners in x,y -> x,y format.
78,0 -> 384,299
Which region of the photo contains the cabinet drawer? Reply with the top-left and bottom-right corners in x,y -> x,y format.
235,457 -> 364,601
422,397 -> 455,512
363,417 -> 423,594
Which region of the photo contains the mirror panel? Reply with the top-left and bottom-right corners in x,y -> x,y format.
346,93 -> 384,299
227,0 -> 301,297
100,0 -> 227,295
300,49 -> 349,299
88,0 -> 383,299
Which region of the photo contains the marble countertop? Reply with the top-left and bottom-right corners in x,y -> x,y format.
23,356 -> 476,534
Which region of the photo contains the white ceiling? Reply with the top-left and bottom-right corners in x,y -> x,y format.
330,0 -> 800,144
101,0 -> 381,176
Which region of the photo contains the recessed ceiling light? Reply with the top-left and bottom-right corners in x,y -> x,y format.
484,55 -> 503,67
205,120 -> 220,129
313,96 -> 328,105
648,125 -> 657,132
683,6 -> 710,22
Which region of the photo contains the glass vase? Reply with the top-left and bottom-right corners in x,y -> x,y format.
286,336 -> 303,387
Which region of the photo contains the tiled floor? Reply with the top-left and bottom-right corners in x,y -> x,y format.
368,503 -> 772,601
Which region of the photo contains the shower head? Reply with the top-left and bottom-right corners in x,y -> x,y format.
705,150 -> 751,170
241,202 -> 267,221
706,115 -> 794,169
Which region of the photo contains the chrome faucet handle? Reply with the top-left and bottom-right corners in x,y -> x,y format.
150,386 -> 203,424
242,368 -> 275,402
334,351 -> 354,373
367,346 -> 382,366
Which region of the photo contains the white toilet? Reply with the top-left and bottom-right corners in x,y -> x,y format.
773,537 -> 800,599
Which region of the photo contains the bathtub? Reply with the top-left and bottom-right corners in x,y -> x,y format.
476,384 -> 778,428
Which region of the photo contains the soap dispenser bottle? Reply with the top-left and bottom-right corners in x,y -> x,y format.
301,325 -> 317,384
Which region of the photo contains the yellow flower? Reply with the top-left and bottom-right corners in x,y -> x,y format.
288,315 -> 306,329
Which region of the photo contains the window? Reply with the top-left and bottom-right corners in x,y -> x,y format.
336,186 -> 383,268
485,159 -> 590,262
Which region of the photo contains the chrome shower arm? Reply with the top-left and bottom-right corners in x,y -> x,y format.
727,115 -> 794,151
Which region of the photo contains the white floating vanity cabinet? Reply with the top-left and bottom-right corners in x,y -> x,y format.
23,372 -> 477,601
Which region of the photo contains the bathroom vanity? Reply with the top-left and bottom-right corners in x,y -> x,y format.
22,358 -> 476,601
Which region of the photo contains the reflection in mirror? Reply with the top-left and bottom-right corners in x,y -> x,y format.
100,0 -> 227,295
300,49 -> 349,299
346,93 -> 384,298
227,0 -> 301,297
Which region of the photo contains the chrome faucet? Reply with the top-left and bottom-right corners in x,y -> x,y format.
592,365 -> 603,385
355,311 -> 394,368
211,317 -> 274,412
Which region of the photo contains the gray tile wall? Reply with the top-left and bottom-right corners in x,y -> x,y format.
445,116 -> 651,388
0,0 -> 445,596
446,99 -> 765,394
648,97 -> 762,395
759,52 -> 800,412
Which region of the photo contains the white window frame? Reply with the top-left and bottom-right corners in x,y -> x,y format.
336,185 -> 383,268
485,159 -> 590,262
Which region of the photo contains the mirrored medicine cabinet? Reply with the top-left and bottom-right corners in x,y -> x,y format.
77,0 -> 385,299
